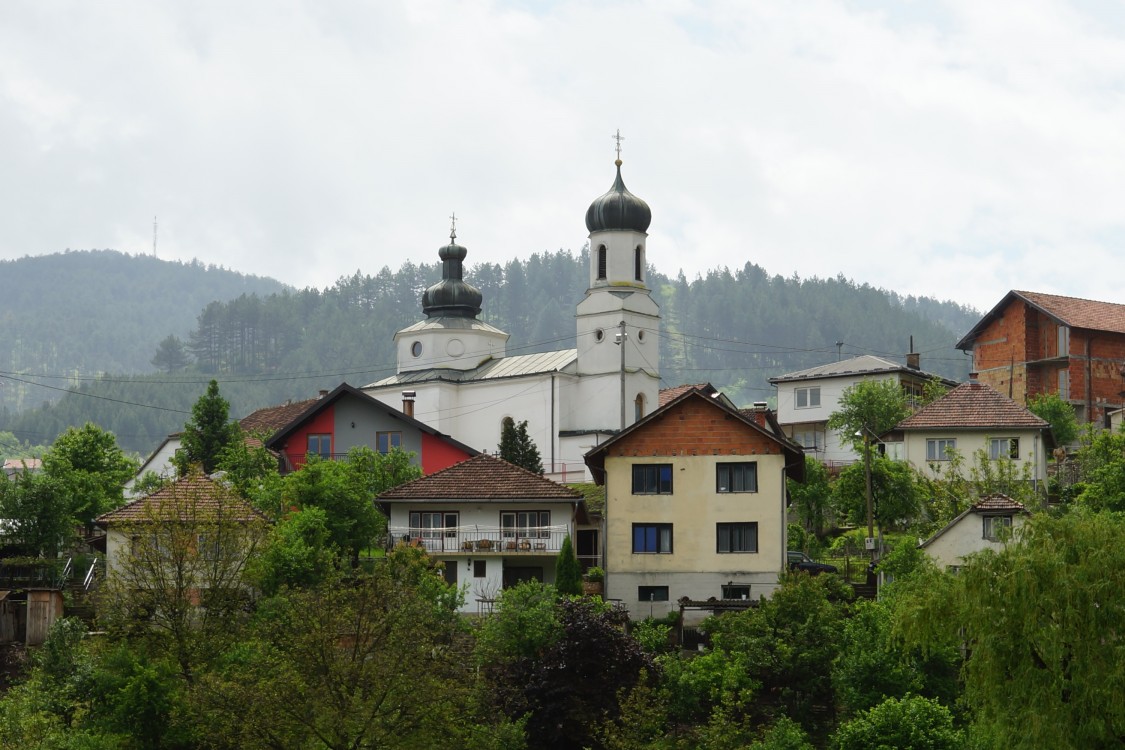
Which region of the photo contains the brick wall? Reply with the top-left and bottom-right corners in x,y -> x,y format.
609,398 -> 782,457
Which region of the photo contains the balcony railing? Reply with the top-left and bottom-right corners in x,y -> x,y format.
387,524 -> 570,555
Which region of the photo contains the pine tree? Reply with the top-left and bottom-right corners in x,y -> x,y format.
498,417 -> 543,474
555,535 -> 582,596
150,334 -> 191,373
174,379 -> 241,475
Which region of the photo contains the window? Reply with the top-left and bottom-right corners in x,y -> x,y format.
501,511 -> 550,539
716,462 -> 758,493
1057,325 -> 1070,356
1059,369 -> 1070,400
633,524 -> 673,554
411,341 -> 423,357
307,434 -> 331,458
716,522 -> 758,553
722,584 -> 751,600
989,437 -> 1020,460
795,387 -> 820,409
596,245 -> 607,280
634,393 -> 646,422
474,560 -> 486,578
982,515 -> 1013,541
793,428 -> 820,450
632,464 -> 673,494
409,511 -> 458,539
634,246 -> 643,281
926,438 -> 957,461
376,431 -> 402,454
638,585 -> 669,602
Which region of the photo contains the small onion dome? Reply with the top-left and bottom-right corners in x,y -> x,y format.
585,160 -> 651,233
422,240 -> 483,318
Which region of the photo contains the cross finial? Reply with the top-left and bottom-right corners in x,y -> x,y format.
613,129 -> 624,161
449,211 -> 457,242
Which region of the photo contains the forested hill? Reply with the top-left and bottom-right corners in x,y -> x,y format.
1,249 -> 981,455
0,250 -> 287,413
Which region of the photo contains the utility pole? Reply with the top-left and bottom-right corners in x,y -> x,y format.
616,320 -> 628,430
864,431 -> 875,561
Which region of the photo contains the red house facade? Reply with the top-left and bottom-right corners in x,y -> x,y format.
956,290 -> 1125,426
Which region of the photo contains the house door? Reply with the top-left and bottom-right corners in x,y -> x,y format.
502,566 -> 544,588
441,559 -> 458,586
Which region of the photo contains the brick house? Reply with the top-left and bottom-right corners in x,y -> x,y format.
584,386 -> 804,620
956,291 -> 1125,427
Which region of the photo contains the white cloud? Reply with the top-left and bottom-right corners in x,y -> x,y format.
3,0 -> 1125,314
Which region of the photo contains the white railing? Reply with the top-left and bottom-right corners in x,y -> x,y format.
388,524 -> 570,555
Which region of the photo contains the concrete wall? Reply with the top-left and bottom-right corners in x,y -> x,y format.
900,428 -> 1047,484
924,512 -> 1027,570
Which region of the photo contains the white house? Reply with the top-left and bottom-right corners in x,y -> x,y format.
377,454 -> 590,614
364,156 -> 661,482
882,381 -> 1053,488
920,494 -> 1029,571
769,354 -> 955,465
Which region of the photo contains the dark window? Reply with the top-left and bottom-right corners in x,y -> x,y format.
716,522 -> 758,553
717,462 -> 758,493
473,560 -> 486,578
632,464 -> 673,494
633,524 -> 673,554
307,434 -> 331,458
982,515 -> 1013,541
638,585 -> 669,602
989,437 -> 1020,460
721,584 -> 751,600
634,246 -> 643,281
377,431 -> 402,454
597,245 -> 607,280
634,393 -> 645,422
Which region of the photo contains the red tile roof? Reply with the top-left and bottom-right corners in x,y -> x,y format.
239,398 -> 319,435
659,384 -> 711,406
972,494 -> 1027,513
895,382 -> 1049,430
1016,290 -> 1125,334
97,473 -> 267,524
378,454 -> 582,501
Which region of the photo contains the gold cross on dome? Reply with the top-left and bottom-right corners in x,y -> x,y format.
613,129 -> 624,159
449,211 -> 457,242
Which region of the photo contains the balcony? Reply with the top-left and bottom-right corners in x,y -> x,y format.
387,525 -> 570,555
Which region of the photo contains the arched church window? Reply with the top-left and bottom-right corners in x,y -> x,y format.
634,246 -> 643,281
634,393 -> 646,422
597,246 -> 607,280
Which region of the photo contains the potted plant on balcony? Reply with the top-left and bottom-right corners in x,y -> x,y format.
582,566 -> 605,596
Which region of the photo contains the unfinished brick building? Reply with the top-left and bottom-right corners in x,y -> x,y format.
956,290 -> 1125,427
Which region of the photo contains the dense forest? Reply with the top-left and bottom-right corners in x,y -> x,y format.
1,248 -> 979,455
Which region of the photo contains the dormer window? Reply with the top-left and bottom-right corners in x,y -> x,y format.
597,246 -> 607,280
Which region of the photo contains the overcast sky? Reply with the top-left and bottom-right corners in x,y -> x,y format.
4,1 -> 1125,313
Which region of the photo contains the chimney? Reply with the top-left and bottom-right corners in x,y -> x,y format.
318,389 -> 329,399
402,390 -> 416,418
906,335 -> 920,370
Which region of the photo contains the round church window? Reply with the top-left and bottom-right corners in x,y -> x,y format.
594,329 -> 605,343
637,330 -> 646,343
411,341 -> 423,358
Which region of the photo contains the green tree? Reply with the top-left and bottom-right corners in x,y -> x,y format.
894,510 -> 1125,748
0,471 -> 74,557
554,535 -> 582,596
788,456 -> 832,535
174,379 -> 241,475
919,375 -> 952,408
832,695 -> 963,750
252,507 -> 337,597
1028,392 -> 1080,447
499,417 -> 543,474
827,379 -> 912,452
1071,427 -> 1125,512
832,455 -> 923,530
44,423 -> 138,525
150,334 -> 191,373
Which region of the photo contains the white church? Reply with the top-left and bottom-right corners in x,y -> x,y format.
363,156 -> 661,481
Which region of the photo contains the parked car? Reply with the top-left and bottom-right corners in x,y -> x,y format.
787,550 -> 838,575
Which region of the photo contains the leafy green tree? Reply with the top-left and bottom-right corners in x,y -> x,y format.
749,717 -> 814,750
252,507 -> 337,597
894,510 -> 1125,748
1028,392 -> 1079,447
832,455 -> 923,530
1070,427 -> 1125,512
150,334 -> 191,373
827,379 -> 912,453
832,695 -> 963,750
174,379 -> 241,475
499,417 -> 543,474
44,423 -> 138,525
788,456 -> 832,535
0,471 -> 74,557
554,535 -> 582,596
919,375 -> 952,408
215,430 -> 282,512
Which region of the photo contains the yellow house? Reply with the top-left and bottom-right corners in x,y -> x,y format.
585,387 -> 804,620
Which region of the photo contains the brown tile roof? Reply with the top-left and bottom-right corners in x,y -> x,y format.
659,384 -> 711,406
239,398 -> 319,435
972,494 -> 1027,512
378,454 -> 582,501
97,473 -> 268,524
1016,290 -> 1125,334
895,382 -> 1049,431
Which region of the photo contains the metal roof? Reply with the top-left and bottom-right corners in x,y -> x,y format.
365,349 -> 577,388
769,354 -> 953,385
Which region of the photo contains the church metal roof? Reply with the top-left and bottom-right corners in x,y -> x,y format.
365,348 -> 578,388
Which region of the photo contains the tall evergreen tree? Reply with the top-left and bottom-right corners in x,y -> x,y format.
498,417 -> 543,475
554,535 -> 582,596
174,379 -> 241,475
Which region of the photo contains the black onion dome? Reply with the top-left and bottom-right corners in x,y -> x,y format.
422,240 -> 483,318
585,160 -> 651,233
